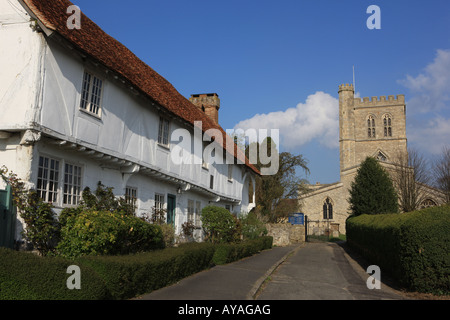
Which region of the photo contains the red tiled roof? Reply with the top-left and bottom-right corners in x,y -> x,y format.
22,0 -> 259,175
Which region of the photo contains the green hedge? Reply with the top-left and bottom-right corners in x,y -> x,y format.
212,236 -> 274,265
0,247 -> 109,300
346,205 -> 450,295
0,237 -> 273,300
76,242 -> 216,300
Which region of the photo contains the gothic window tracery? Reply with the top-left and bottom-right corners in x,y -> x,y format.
323,197 -> 333,220
383,114 -> 392,137
420,199 -> 437,209
367,115 -> 376,138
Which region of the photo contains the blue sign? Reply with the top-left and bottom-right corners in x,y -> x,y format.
289,213 -> 304,225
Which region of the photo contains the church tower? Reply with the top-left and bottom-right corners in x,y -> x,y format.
338,83 -> 408,182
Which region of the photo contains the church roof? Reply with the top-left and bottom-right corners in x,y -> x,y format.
21,0 -> 259,175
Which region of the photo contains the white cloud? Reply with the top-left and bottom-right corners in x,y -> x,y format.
408,116 -> 450,155
234,91 -> 339,149
398,49 -> 450,113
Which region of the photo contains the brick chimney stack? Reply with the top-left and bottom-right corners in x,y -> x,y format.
189,93 -> 220,124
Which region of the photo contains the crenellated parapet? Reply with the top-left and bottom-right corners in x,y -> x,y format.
354,94 -> 405,107
338,83 -> 354,93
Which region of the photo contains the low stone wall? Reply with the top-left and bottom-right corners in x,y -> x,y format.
266,223 -> 305,247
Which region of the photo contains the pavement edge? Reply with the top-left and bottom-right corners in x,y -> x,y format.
246,243 -> 306,300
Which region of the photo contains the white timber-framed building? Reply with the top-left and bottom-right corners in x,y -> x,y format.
0,0 -> 259,245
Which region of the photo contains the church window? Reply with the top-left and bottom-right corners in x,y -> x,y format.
383,115 -> 392,137
376,151 -> 387,162
420,199 -> 437,209
367,116 -> 376,138
323,198 -> 333,220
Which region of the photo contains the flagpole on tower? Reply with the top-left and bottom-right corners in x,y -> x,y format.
353,65 -> 356,97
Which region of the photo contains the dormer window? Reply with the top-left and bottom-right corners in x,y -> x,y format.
80,71 -> 103,116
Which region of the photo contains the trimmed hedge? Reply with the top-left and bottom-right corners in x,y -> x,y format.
76,242 -> 216,300
346,205 -> 450,295
0,236 -> 273,300
212,236 -> 274,265
0,247 -> 109,300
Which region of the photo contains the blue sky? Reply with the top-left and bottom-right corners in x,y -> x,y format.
71,0 -> 450,184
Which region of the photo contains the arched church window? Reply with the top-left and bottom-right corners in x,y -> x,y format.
420,199 -> 437,209
367,116 -> 376,138
323,198 -> 333,220
383,114 -> 392,137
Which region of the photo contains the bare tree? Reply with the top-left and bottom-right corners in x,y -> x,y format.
433,146 -> 450,204
392,149 -> 431,212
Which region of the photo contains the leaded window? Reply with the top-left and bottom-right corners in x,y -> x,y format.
383,115 -> 392,137
323,198 -> 333,220
367,116 -> 376,138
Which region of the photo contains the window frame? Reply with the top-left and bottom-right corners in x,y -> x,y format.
63,162 -> 83,206
36,155 -> 84,208
37,155 -> 61,204
79,70 -> 104,118
125,186 -> 138,210
195,201 -> 201,228
210,175 -> 214,189
187,199 -> 195,224
155,193 -> 165,210
367,115 -> 376,139
323,198 -> 333,220
383,114 -> 393,137
158,116 -> 170,147
227,164 -> 233,182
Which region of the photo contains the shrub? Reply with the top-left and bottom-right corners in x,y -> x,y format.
1,167 -> 59,255
160,223 -> 175,248
80,182 -> 135,216
18,191 -> 60,255
239,212 -> 267,240
346,205 -> 450,295
0,247 -> 109,300
56,210 -> 164,258
201,206 -> 238,243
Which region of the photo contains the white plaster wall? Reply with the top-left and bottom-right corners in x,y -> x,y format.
0,0 -> 45,130
39,39 -> 248,202
32,140 -> 239,236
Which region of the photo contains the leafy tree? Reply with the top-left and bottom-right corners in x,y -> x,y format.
349,157 -> 398,216
246,138 -> 309,223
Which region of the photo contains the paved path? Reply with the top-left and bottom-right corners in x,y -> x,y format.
138,241 -> 409,300
138,245 -> 297,300
257,241 -> 407,300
